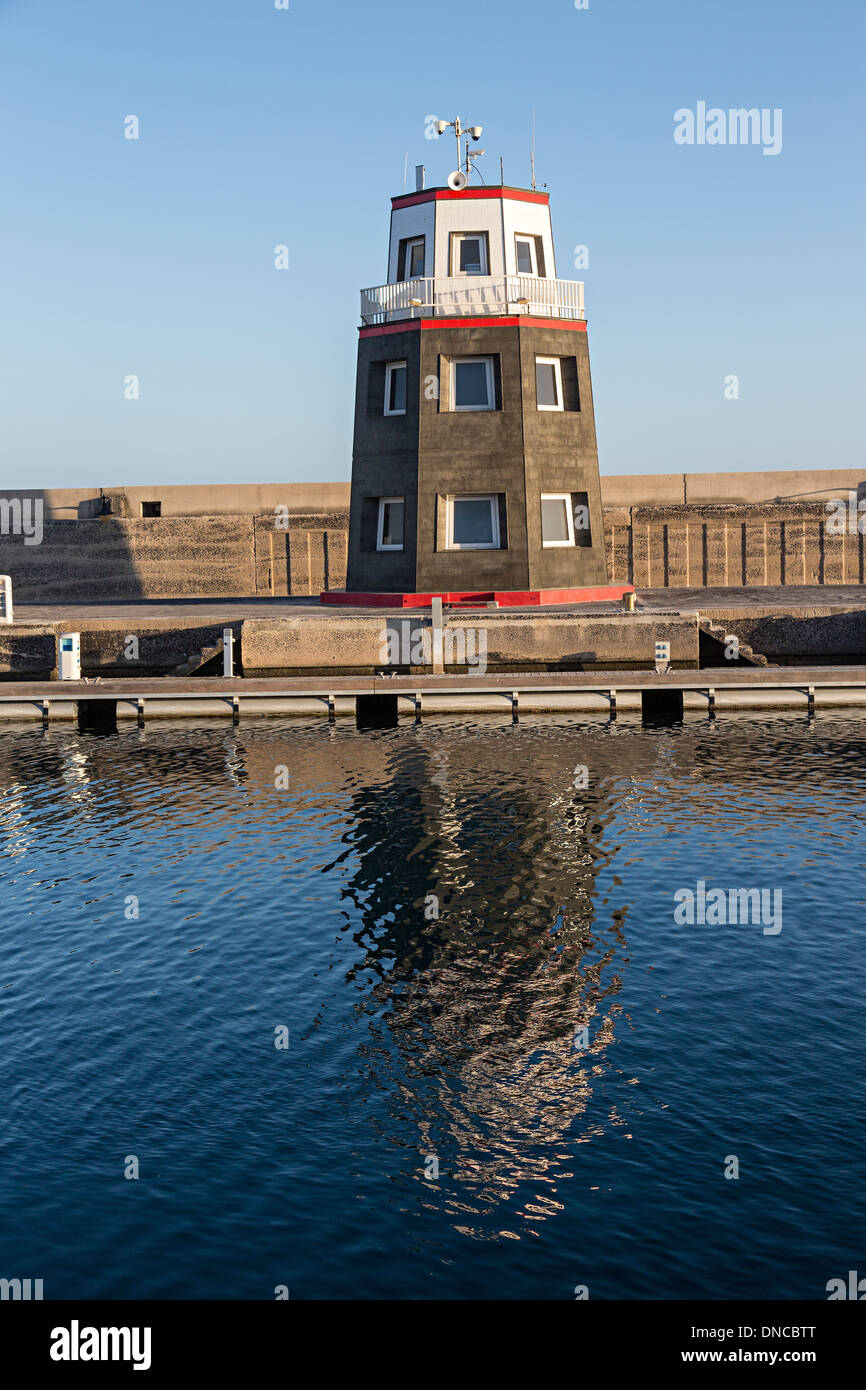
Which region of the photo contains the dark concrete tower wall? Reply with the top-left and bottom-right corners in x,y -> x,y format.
417,321 -> 530,592
346,319 -> 607,593
519,322 -> 607,590
414,320 -> 606,592
346,328 -> 421,593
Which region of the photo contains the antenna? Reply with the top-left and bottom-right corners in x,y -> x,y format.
530,108 -> 536,190
402,151 -> 408,193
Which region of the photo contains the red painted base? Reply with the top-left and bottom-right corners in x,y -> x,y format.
320,585 -> 635,609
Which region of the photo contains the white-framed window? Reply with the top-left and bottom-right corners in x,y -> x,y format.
397,236 -> 425,281
446,494 -> 500,550
451,232 -> 488,276
515,235 -> 537,275
541,493 -> 576,547
535,356 -> 563,411
451,355 -> 495,411
515,233 -> 546,277
406,237 -> 425,279
377,497 -> 404,550
384,360 -> 407,416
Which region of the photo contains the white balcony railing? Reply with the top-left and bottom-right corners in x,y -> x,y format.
359,275 -> 586,326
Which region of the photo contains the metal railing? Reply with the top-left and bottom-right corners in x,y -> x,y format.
3,675 -> 866,724
360,275 -> 586,326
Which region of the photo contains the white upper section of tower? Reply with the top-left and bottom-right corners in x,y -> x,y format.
359,185 -> 585,327
386,187 -> 556,283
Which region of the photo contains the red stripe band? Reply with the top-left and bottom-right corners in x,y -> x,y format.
359,317 -> 587,337
391,186 -> 550,210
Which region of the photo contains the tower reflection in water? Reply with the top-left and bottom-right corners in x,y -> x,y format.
0,716 -> 640,1248
324,721 -> 635,1234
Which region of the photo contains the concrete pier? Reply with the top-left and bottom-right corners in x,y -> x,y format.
3,666 -> 866,722
240,610 -> 699,675
3,587 -> 866,679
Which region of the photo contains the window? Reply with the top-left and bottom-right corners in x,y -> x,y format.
397,236 -> 425,281
451,356 -> 495,411
407,239 -> 424,278
535,356 -> 563,411
140,501 -> 161,517
446,495 -> 500,550
384,361 -> 407,415
515,236 -> 536,275
451,231 -> 488,276
541,494 -> 576,547
377,497 -> 404,550
515,234 -> 546,277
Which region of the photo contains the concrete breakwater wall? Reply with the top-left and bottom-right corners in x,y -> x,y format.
0,513 -> 348,602
0,620 -> 235,679
10,468 -> 866,520
605,501 -> 866,589
0,612 -> 702,680
241,613 -> 700,676
5,603 -> 866,681
2,491 -> 865,602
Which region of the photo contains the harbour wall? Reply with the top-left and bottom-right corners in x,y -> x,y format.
2,470 -> 866,600
6,604 -> 866,681
241,613 -> 700,676
604,502 -> 866,588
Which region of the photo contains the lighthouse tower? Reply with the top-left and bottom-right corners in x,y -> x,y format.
344,131 -> 608,599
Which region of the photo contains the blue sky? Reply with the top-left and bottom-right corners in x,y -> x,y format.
0,0 -> 862,488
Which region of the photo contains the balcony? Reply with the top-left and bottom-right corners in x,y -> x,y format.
359,275 -> 586,327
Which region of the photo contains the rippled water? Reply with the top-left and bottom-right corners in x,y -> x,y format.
1,713 -> 865,1300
